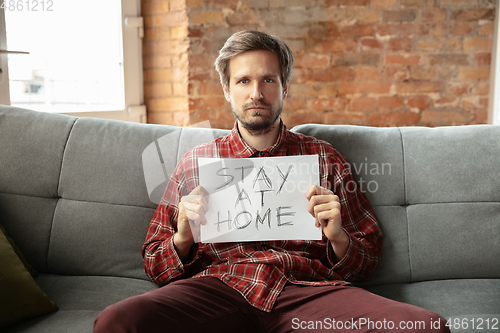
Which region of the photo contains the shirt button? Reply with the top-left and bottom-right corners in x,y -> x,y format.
259,151 -> 265,157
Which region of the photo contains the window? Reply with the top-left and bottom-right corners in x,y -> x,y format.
0,0 -> 145,123
489,2 -> 500,125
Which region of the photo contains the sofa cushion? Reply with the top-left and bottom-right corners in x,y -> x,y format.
365,279 -> 500,321
290,124 -> 405,207
362,206 -> 410,285
407,203 -> 500,282
47,199 -> 155,279
401,125 -> 500,205
399,126 -> 500,282
57,117 -> 230,209
57,118 -> 172,210
51,118 -> 229,279
4,275 -> 158,333
0,194 -> 58,273
292,124 -> 500,287
0,106 -> 76,198
0,226 -> 57,328
291,124 -> 411,285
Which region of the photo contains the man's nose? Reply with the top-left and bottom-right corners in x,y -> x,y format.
250,82 -> 263,100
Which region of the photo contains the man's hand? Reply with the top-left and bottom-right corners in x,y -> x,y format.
306,185 -> 349,260
174,185 -> 209,261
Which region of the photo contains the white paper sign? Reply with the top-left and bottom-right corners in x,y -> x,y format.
198,155 -> 321,243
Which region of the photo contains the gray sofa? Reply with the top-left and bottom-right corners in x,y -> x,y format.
1,104 -> 499,332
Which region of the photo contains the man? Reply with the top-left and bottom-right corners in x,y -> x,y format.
94,30 -> 449,332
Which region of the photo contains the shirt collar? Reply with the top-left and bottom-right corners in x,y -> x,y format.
229,119 -> 289,158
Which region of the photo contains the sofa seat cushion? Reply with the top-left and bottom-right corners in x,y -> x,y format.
4,274 -> 158,333
365,279 -> 500,323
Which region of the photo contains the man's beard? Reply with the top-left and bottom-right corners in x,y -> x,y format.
232,101 -> 283,134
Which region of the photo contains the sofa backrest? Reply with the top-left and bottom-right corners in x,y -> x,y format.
292,124 -> 500,285
1,105 -> 499,285
0,106 -> 229,280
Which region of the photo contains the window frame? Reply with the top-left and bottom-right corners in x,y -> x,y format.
0,0 -> 145,123
489,1 -> 500,125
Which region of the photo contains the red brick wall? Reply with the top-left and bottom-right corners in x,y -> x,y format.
142,0 -> 190,125
142,0 -> 496,128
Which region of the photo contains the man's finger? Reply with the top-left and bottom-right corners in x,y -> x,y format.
307,194 -> 336,215
199,216 -> 207,226
191,185 -> 209,197
183,198 -> 208,215
305,184 -> 333,200
181,194 -> 202,203
178,202 -> 189,222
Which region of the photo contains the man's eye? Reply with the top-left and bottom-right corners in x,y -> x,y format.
239,79 -> 249,84
264,78 -> 273,83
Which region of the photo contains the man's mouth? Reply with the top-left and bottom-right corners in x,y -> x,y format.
245,103 -> 271,111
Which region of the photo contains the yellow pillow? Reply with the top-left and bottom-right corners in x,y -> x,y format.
0,225 -> 58,328
0,225 -> 37,278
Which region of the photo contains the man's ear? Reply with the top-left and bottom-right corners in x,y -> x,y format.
222,83 -> 231,103
283,84 -> 289,100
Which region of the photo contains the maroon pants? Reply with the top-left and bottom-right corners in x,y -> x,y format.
94,277 -> 450,333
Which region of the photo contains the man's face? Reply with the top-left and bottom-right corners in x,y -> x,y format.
222,50 -> 288,133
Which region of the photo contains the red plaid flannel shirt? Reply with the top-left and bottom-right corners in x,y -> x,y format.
143,121 -> 382,312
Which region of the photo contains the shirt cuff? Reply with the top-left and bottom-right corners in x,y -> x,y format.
327,231 -> 356,278
168,237 -> 199,278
